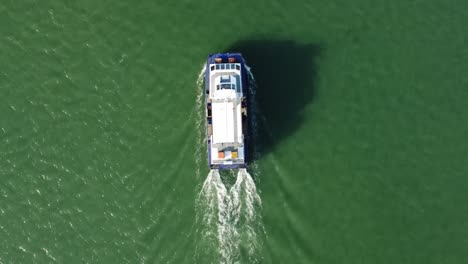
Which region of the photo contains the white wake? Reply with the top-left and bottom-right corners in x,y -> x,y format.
194,63 -> 207,181
198,169 -> 262,263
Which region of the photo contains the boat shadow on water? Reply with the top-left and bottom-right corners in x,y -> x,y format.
225,40 -> 321,163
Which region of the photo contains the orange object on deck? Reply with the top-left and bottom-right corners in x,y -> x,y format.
228,57 -> 235,63
232,151 -> 238,159
218,151 -> 225,159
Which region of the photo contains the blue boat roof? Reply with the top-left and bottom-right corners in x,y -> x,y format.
207,53 -> 245,64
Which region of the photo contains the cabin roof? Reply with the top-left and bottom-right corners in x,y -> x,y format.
211,99 -> 243,145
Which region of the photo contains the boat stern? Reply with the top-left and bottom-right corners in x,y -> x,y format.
208,143 -> 247,170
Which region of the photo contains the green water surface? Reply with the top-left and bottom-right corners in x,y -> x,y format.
1,0 -> 467,263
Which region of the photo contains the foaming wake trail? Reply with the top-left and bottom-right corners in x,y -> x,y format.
198,170 -> 236,263
198,168 -> 262,264
233,169 -> 262,259
194,63 -> 206,180
245,65 -> 261,176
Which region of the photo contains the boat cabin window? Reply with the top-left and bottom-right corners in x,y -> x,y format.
235,75 -> 241,91
221,84 -> 231,90
212,63 -> 240,72
216,84 -> 235,90
220,75 -> 230,83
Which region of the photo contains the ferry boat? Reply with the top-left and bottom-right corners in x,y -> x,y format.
205,53 -> 249,170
